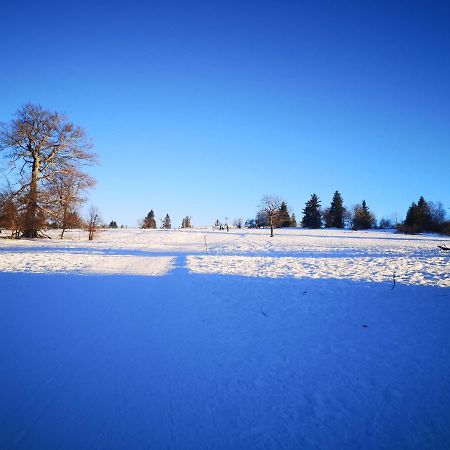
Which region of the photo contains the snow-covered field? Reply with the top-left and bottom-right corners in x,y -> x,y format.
1,228 -> 449,286
1,228 -> 449,449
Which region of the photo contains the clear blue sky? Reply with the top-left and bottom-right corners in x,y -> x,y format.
1,0 -> 449,227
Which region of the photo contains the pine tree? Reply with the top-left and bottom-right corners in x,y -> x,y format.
402,196 -> 432,233
416,196 -> 432,230
109,220 -> 118,228
162,214 -> 171,229
142,210 -> 157,229
277,201 -> 291,228
324,191 -> 345,228
290,213 -> 297,227
302,194 -> 322,228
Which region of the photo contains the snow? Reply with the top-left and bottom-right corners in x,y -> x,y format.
0,252 -> 173,276
187,255 -> 449,287
1,228 -> 449,448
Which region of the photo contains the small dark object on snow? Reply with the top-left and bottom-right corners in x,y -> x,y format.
437,245 -> 450,251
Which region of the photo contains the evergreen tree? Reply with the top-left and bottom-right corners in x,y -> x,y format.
416,196 -> 432,230
401,196 -> 433,233
302,194 -> 322,228
290,213 -> 297,227
277,201 -> 291,228
402,202 -> 419,233
162,214 -> 171,229
109,220 -> 118,228
324,191 -> 346,228
142,210 -> 157,229
352,200 -> 375,230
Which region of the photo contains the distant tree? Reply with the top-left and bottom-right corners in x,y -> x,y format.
401,201 -> 419,233
142,210 -> 157,229
399,196 -> 447,233
181,216 -> 191,228
260,195 -> 282,237
290,213 -> 297,227
378,217 -> 393,229
109,220 -> 118,228
233,218 -> 243,228
86,206 -> 101,241
256,210 -> 269,228
46,170 -> 95,239
351,200 -> 376,230
277,201 -> 291,228
245,218 -> 257,228
302,194 -> 322,228
0,192 -> 21,238
400,196 -> 432,233
0,103 -> 97,238
324,191 -> 346,228
416,196 -> 433,230
162,214 -> 171,229
429,201 -> 447,231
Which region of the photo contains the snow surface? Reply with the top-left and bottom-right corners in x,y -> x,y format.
1,228 -> 449,449
0,252 -> 173,276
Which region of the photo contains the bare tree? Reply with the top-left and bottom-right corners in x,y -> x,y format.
86,206 -> 101,241
233,218 -> 243,228
46,170 -> 95,238
0,190 -> 21,238
260,195 -> 282,237
0,104 -> 97,238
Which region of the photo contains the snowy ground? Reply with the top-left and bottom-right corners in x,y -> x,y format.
1,228 -> 449,449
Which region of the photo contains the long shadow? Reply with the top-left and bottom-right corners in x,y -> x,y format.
1,271 -> 449,449
0,246 -> 446,260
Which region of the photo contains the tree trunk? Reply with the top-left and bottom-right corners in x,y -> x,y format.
23,157 -> 40,238
60,204 -> 68,239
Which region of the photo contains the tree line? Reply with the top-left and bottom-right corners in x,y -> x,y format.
249,192 -> 449,236
140,209 -> 191,229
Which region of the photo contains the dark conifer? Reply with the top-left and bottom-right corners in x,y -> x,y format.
401,196 -> 432,233
302,194 -> 322,228
324,191 -> 345,228
162,214 -> 171,229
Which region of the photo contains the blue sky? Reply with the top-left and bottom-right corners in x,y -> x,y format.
1,0 -> 449,226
